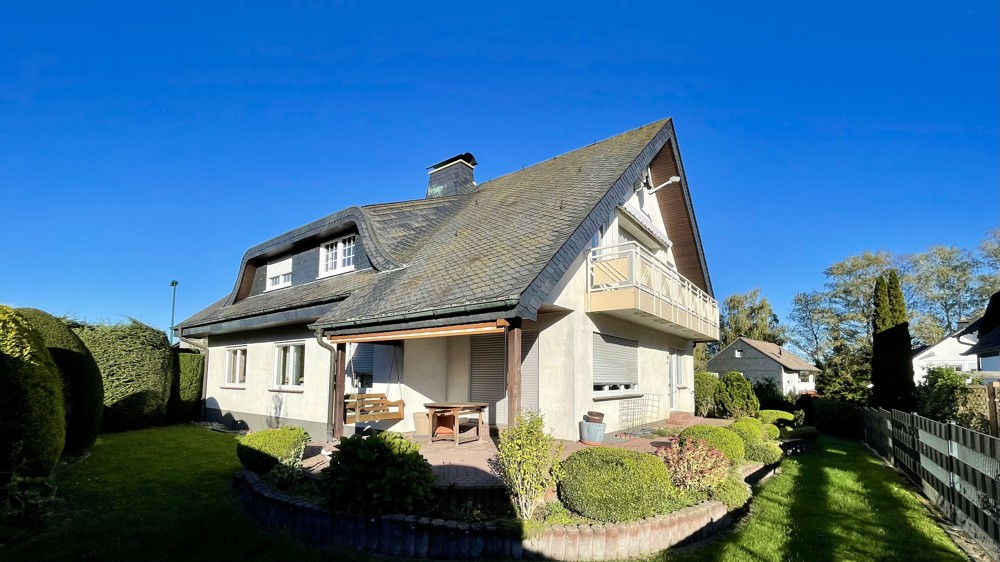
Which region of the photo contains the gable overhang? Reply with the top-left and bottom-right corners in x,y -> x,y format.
311,297 -> 522,338
325,319 -> 508,345
513,118 -> 715,319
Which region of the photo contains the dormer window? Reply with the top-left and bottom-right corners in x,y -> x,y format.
265,257 -> 293,291
319,235 -> 356,278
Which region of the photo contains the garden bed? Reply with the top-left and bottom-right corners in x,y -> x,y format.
233,461 -> 777,561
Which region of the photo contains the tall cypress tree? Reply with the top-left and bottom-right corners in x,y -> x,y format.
871,276 -> 891,408
886,270 -> 915,410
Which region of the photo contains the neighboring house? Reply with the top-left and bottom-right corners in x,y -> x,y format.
965,291 -> 1000,373
911,318 -> 979,384
707,337 -> 820,395
175,119 -> 720,441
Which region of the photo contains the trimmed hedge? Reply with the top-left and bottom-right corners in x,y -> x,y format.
813,398 -> 862,439
322,430 -> 436,515
728,418 -> 764,446
0,306 -> 65,480
745,440 -> 783,464
694,372 -> 719,417
237,427 -> 309,474
784,426 -> 820,441
678,425 -> 745,464
169,351 -> 204,422
560,447 -> 676,522
713,372 -> 760,419
759,409 -> 795,427
75,320 -> 173,432
762,423 -> 780,440
711,474 -> 751,510
16,308 -> 103,454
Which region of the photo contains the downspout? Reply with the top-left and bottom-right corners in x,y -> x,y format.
315,329 -> 338,443
178,334 -> 210,421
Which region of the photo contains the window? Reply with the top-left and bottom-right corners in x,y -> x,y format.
273,342 -> 305,387
735,349 -> 744,358
592,333 -> 639,395
265,257 -> 293,291
319,235 -> 356,277
225,347 -> 247,385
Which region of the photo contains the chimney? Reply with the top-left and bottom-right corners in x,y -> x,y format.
426,153 -> 477,198
957,317 -> 971,332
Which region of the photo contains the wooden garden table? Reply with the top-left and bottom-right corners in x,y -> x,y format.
423,402 -> 489,446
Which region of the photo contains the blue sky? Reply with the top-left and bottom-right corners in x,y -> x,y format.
1,2 -> 997,335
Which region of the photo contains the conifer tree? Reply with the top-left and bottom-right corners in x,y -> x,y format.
871,271 -> 915,410
871,276 -> 890,408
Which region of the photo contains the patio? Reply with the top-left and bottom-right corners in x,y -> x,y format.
302,414 -> 732,489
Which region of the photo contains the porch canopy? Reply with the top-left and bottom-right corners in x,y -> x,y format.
324,318 -> 523,438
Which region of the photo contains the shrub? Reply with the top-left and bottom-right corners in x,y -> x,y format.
678,425 -> 745,464
728,418 -> 764,446
762,423 -> 780,440
745,440 -> 783,464
322,430 -> 436,515
916,367 -> 975,425
0,306 -> 65,480
714,372 -> 760,419
783,426 -> 820,441
792,409 -> 806,428
813,398 -> 861,439
236,427 -> 309,474
694,372 -> 719,417
711,474 -> 751,510
488,411 -> 563,520
752,379 -> 795,411
653,437 -> 729,492
75,320 -> 173,431
16,308 -> 103,454
759,409 -> 795,427
559,447 -> 676,522
169,352 -> 204,422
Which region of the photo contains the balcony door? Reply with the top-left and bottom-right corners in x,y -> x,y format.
667,349 -> 684,412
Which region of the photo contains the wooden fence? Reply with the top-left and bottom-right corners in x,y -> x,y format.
862,408 -> 1000,559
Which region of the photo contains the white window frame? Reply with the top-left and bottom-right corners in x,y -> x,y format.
318,235 -> 357,278
224,347 -> 247,387
265,257 -> 293,291
272,341 -> 306,389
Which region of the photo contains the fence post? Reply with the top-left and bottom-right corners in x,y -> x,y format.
989,382 -> 999,437
947,421 -> 959,521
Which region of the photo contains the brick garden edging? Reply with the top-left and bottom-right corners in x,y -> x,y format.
234,463 -> 776,561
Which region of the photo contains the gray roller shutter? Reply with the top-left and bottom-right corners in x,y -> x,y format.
593,333 -> 638,387
470,331 -> 540,426
350,343 -> 374,374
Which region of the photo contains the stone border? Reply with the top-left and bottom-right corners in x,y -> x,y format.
235,463 -> 777,561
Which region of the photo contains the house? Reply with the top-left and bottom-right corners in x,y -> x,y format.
911,318 -> 980,383
175,119 -> 720,442
964,291 -> 1000,373
707,337 -> 819,395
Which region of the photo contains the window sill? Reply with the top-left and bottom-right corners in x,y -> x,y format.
316,266 -> 355,280
592,393 -> 643,402
264,284 -> 292,292
268,387 -> 305,394
220,385 -> 246,390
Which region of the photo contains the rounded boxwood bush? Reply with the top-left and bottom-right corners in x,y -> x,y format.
729,418 -> 764,446
762,423 -> 780,440
713,372 -> 760,419
0,306 -> 66,480
711,474 -> 751,510
17,308 -> 104,454
745,440 -> 783,464
322,431 -> 436,515
784,426 -> 820,441
560,447 -> 676,522
237,427 -> 309,474
759,409 -> 795,427
75,320 -> 173,431
679,425 -> 745,464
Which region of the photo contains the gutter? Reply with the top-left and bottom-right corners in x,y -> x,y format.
312,298 -> 522,332
315,329 -> 340,443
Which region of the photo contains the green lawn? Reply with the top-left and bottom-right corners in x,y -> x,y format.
666,436 -> 967,562
2,427 -> 969,562
1,425 -> 362,562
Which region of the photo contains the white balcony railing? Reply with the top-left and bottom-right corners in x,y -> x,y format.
588,242 -> 720,338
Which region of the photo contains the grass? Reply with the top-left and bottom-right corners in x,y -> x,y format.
0,425 -> 366,562
665,436 -> 967,562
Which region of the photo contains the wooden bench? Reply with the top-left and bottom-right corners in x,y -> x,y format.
345,393 -> 405,423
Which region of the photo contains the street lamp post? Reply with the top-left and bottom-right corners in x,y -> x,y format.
169,280 -> 178,345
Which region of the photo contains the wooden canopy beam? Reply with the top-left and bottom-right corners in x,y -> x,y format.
325,320 -> 508,345
506,317 -> 522,425
333,343 -> 346,439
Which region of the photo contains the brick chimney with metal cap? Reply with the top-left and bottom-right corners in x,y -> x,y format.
426,153 -> 477,198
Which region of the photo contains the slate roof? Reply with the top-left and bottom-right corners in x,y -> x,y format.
964,292 -> 1000,356
730,337 -> 820,372
178,118 -> 713,337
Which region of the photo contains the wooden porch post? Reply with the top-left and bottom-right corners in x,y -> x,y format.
333,343 -> 347,439
506,317 -> 522,426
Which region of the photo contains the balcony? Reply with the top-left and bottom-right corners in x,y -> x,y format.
587,242 -> 720,341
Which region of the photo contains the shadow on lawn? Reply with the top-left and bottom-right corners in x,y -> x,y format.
785,445 -> 835,562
